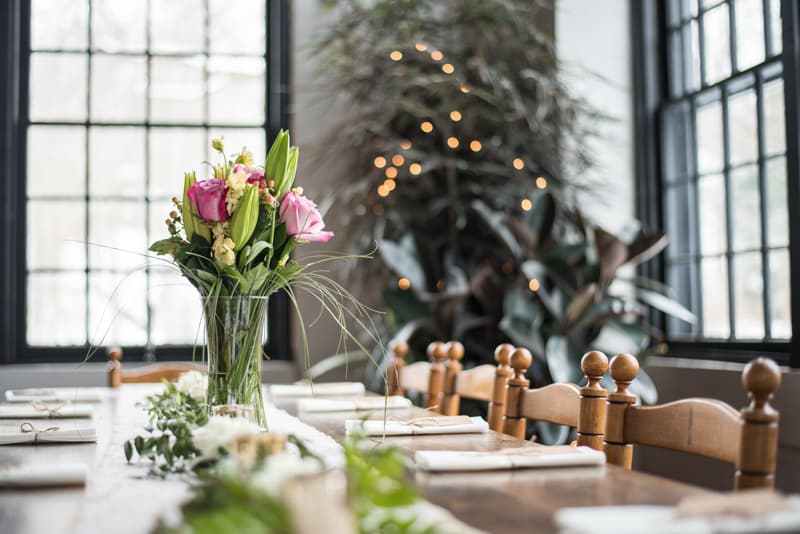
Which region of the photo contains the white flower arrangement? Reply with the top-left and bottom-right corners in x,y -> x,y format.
249,453 -> 323,497
191,416 -> 261,460
174,370 -> 208,401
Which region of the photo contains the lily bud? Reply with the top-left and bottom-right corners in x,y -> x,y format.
211,136 -> 224,153
229,184 -> 259,251
181,172 -> 197,240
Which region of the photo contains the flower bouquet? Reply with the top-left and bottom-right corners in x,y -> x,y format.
150,131 -> 345,428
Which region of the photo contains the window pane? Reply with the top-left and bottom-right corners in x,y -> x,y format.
734,0 -> 765,70
730,164 -> 761,251
209,0 -> 266,55
703,3 -> 732,84
29,53 -> 87,121
766,156 -> 788,247
687,20 -> 701,93
92,0 -> 147,52
150,0 -> 205,54
27,200 -> 86,270
91,55 -> 147,122
733,252 -> 764,338
89,271 -> 147,346
666,183 -> 694,258
149,128 -> 207,199
150,270 -> 204,345
663,103 -> 692,181
31,0 -> 87,51
698,173 -> 727,254
667,262 -> 696,336
27,273 -> 86,346
27,126 -> 86,197
88,201 -> 147,270
696,100 -> 724,174
728,89 -> 758,166
763,79 -> 786,156
89,127 -> 146,197
769,249 -> 791,339
150,56 -> 206,124
701,256 -> 730,338
208,57 -> 265,125
768,0 -> 782,55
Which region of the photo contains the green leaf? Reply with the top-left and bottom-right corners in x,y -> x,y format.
149,237 -> 182,256
246,241 -> 271,266
124,440 -> 133,462
545,335 -> 575,383
181,171 -> 197,240
630,366 -> 658,405
383,288 -> 431,324
471,199 -> 522,259
638,288 -> 696,324
265,130 -> 289,193
378,236 -> 426,291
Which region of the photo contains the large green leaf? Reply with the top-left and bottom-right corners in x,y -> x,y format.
383,288 -> 431,324
378,236 -> 426,291
629,366 -> 658,405
544,335 -> 581,384
471,200 -> 522,259
638,288 -> 697,324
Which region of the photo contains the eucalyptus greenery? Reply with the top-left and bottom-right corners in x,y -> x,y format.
123,382 -> 209,476
311,0 -> 694,430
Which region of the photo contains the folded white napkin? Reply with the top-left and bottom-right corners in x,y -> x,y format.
5,388 -> 104,403
298,396 -> 412,413
0,403 -> 93,419
345,416 -> 489,436
0,424 -> 97,445
0,462 -> 89,487
269,382 -> 366,398
554,495 -> 800,534
414,445 -> 606,472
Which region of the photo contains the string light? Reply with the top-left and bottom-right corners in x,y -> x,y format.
436,279 -> 445,291
449,110 -> 462,122
447,137 -> 460,149
460,84 -> 471,93
536,176 -> 548,189
384,178 -> 396,191
391,154 -> 405,166
420,121 -> 434,133
520,198 -> 532,211
398,278 -> 411,290
430,50 -> 444,61
415,43 -> 428,52
528,278 -> 540,292
400,139 -> 412,150
513,158 -> 524,170
385,166 -> 398,178
373,156 -> 387,169
389,50 -> 403,61
377,184 -> 390,197
469,140 -> 482,152
441,63 -> 455,74
409,163 -> 422,175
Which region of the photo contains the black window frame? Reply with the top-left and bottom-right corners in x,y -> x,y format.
634,0 -> 800,368
0,0 -> 291,364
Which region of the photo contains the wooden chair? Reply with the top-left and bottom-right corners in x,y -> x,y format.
386,340 -> 512,428
501,348 -> 609,450
106,347 -> 205,388
603,353 -> 781,490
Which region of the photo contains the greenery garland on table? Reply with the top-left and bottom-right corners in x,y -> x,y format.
124,375 -> 445,534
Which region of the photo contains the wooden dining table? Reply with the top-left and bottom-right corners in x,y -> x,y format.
0,385 -> 714,534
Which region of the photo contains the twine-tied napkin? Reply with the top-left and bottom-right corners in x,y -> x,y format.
0,462 -> 89,487
0,402 -> 93,419
0,423 -> 97,445
345,416 -> 489,436
414,445 -> 606,472
297,396 -> 412,413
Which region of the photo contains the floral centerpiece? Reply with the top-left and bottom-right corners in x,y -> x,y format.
150,131 -> 340,428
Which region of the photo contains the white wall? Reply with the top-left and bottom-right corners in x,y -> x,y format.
555,0 -> 635,233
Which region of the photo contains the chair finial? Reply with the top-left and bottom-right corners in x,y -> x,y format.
427,341 -> 447,363
742,357 -> 781,413
107,347 -> 123,362
494,343 -> 514,367
510,348 -> 532,381
581,350 -> 609,389
389,340 -> 409,359
445,341 -> 465,362
609,353 -> 638,397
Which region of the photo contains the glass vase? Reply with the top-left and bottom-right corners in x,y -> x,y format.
202,295 -> 268,429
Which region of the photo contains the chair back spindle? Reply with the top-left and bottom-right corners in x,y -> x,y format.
425,341 -> 447,412
503,348 -> 532,439
441,341 -> 465,415
487,343 -> 515,431
576,350 -> 609,449
387,340 -> 409,396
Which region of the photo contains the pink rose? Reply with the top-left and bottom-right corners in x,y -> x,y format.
233,164 -> 266,188
187,179 -> 228,222
279,191 -> 334,243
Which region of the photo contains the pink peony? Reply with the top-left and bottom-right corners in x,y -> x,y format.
279,191 -> 334,243
187,179 -> 228,222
